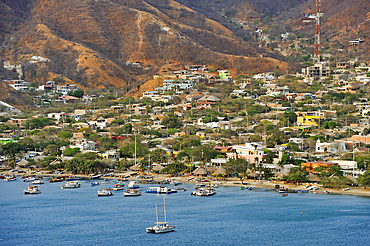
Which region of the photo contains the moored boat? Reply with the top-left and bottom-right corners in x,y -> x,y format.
4,176 -> 17,182
112,182 -> 125,190
146,186 -> 177,194
61,181 -> 81,189
281,193 -> 288,197
90,174 -> 102,179
91,182 -> 100,186
24,185 -> 41,194
191,187 -> 216,196
49,177 -> 64,182
128,181 -> 139,189
123,188 -> 142,196
146,198 -> 175,233
313,190 -> 329,194
32,180 -> 44,184
23,177 -> 36,182
97,189 -> 113,196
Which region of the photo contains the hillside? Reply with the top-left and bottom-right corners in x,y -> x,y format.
0,81 -> 34,111
1,0 -> 369,99
0,0 -> 291,93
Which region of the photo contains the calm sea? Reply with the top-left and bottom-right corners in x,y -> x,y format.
1,178 -> 370,246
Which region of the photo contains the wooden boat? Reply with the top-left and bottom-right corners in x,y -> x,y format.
97,189 -> 113,196
313,190 -> 329,194
123,188 -> 141,196
112,182 -> 125,191
281,193 -> 288,197
24,185 -> 41,194
49,177 -> 64,182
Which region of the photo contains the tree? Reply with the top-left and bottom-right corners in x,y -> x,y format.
357,171 -> 370,187
63,147 -> 80,156
119,142 -> 149,158
161,115 -> 183,129
57,131 -> 73,139
68,90 -> 84,98
281,167 -> 308,182
1,142 -> 22,168
282,111 -> 297,125
98,137 -> 116,150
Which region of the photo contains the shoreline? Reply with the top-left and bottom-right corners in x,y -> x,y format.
4,170 -> 370,198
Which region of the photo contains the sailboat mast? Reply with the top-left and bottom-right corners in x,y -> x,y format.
164,197 -> 167,223
155,204 -> 158,224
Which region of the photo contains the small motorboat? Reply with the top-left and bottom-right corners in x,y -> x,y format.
23,177 -> 36,182
281,193 -> 288,197
97,189 -> 113,196
32,180 -> 44,185
191,187 -> 216,196
61,181 -> 81,189
174,187 -> 187,191
4,176 -> 17,182
146,186 -> 177,194
24,185 -> 41,195
128,181 -> 139,189
49,177 -> 64,182
123,189 -> 142,196
240,186 -> 248,190
91,182 -> 100,186
90,174 -> 102,179
112,182 -> 125,191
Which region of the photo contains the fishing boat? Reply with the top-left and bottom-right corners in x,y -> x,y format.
97,189 -> 113,196
64,175 -> 77,181
191,187 -> 216,196
123,188 -> 141,196
91,182 -> 100,186
23,177 -> 35,182
49,177 -> 64,182
240,186 -> 248,190
90,174 -> 102,179
146,186 -> 177,194
171,181 -> 182,186
174,187 -> 187,191
128,181 -> 139,189
61,181 -> 81,189
24,185 -> 41,194
112,182 -> 125,191
281,193 -> 288,197
313,190 -> 329,194
4,176 -> 17,182
32,180 -> 44,184
146,198 -> 176,233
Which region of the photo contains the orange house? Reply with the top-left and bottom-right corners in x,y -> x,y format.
301,162 -> 338,173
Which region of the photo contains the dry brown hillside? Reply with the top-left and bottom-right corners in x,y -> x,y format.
1,0 -> 291,95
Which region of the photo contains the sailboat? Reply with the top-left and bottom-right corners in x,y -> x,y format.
146,198 -> 176,233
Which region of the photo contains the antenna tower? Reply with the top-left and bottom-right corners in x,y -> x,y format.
314,0 -> 324,63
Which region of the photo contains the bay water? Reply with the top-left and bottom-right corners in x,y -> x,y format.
1,179 -> 370,245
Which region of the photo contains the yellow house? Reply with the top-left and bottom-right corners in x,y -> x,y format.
296,112 -> 324,127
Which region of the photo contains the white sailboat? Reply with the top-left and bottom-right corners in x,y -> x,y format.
146,198 -> 176,233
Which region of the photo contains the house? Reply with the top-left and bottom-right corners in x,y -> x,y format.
230,90 -> 248,98
7,118 -> 27,126
130,104 -> 147,115
0,130 -> 20,138
226,142 -> 264,164
195,95 -> 220,109
0,138 -> 14,145
315,139 -> 348,154
296,111 -> 324,126
301,161 -> 338,173
301,63 -> 330,77
69,139 -> 96,151
55,84 -> 78,95
47,112 -> 67,122
218,70 -> 231,80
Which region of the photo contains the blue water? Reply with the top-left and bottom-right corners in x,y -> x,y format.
1,179 -> 370,246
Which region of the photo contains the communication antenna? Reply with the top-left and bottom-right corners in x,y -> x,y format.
314,0 -> 324,63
